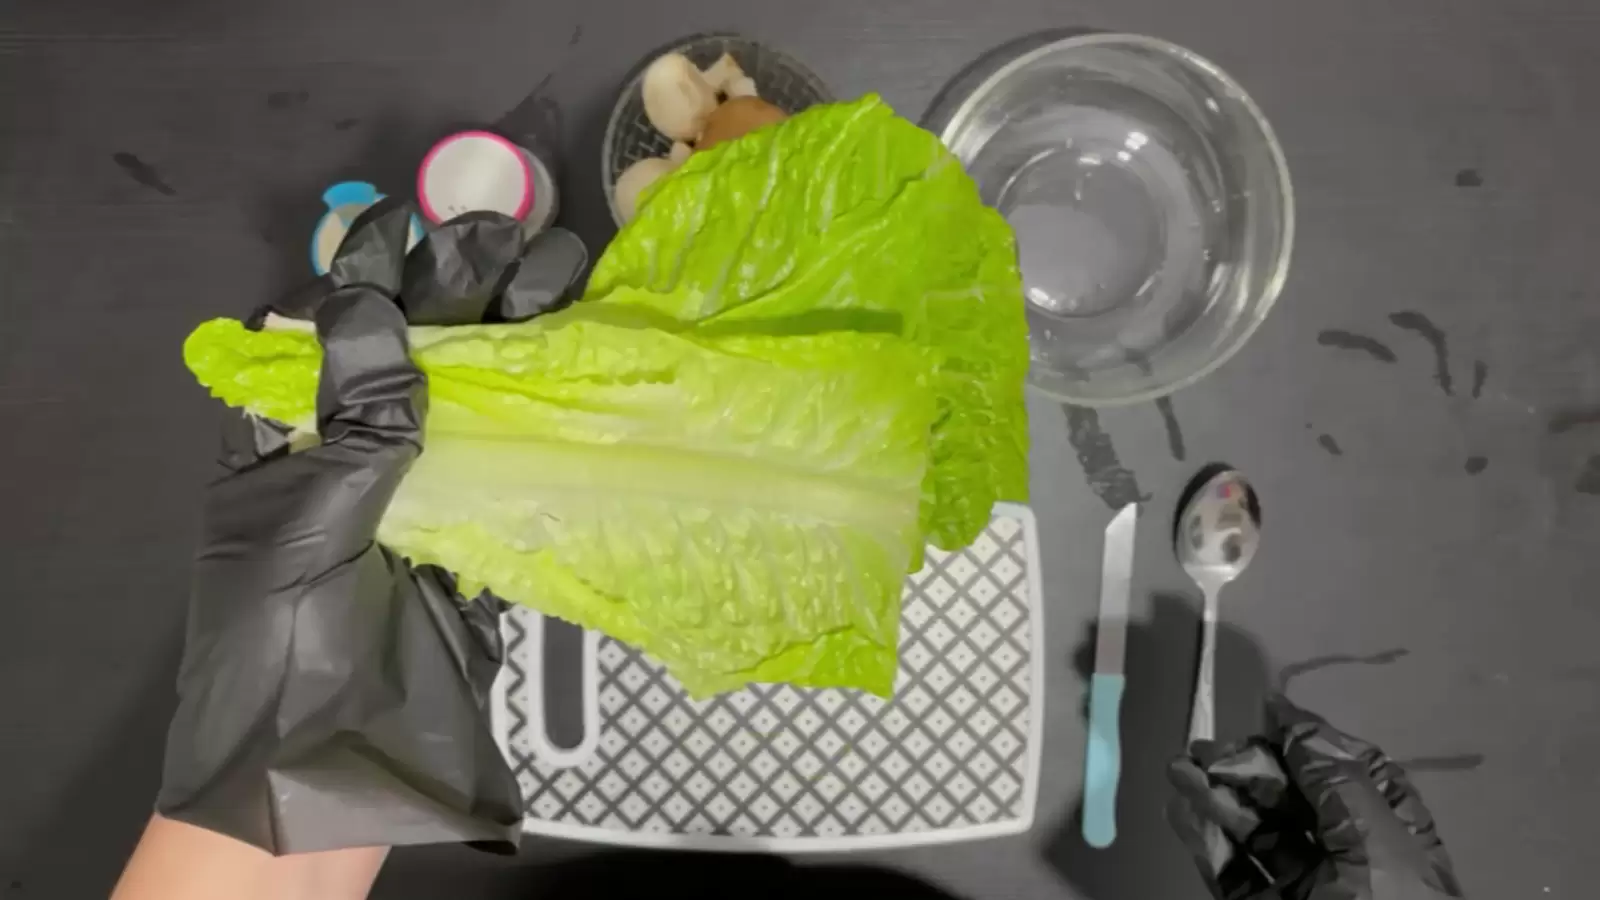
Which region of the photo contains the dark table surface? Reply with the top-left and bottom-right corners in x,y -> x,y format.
3,0 -> 1596,897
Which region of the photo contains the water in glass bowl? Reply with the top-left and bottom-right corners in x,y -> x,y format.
942,34 -> 1292,405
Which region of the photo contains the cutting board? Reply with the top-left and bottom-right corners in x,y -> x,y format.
491,502 -> 1043,851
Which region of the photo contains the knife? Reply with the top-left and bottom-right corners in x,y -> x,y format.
1083,502 -> 1136,849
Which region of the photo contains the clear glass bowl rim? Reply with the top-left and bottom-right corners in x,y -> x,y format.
938,31 -> 1296,407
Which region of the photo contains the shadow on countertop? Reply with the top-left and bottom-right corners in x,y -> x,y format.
1043,592 -> 1273,900
375,848 -> 968,900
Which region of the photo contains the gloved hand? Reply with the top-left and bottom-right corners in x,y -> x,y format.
1167,694 -> 1464,900
157,199 -> 586,854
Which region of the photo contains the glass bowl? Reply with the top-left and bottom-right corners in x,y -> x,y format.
938,33 -> 1293,405
601,34 -> 832,229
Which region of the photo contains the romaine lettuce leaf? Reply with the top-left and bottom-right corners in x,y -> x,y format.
182,95 -> 1029,695
184,306 -> 937,695
587,94 -> 1029,549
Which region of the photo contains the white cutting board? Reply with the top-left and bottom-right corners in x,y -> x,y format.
491,503 -> 1044,851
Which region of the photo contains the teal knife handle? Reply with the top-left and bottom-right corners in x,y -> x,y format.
1082,672 -> 1125,849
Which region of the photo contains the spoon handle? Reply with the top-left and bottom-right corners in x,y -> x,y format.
1188,582 -> 1219,745
1188,582 -> 1228,863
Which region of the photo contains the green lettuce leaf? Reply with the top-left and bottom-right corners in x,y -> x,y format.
587,94 -> 1029,549
182,95 -> 1029,695
184,307 -> 937,695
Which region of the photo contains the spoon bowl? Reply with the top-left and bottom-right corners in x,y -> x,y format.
1177,467 -> 1262,590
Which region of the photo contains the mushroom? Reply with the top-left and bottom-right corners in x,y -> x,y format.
724,75 -> 760,99
614,156 -> 680,223
699,53 -> 747,94
697,97 -> 788,152
641,53 -> 718,142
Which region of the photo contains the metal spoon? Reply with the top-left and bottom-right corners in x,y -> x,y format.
1176,468 -> 1261,746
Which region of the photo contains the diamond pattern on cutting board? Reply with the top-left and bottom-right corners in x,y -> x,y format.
502,510 -> 1036,841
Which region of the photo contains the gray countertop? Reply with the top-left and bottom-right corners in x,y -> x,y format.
2,0 -> 1595,897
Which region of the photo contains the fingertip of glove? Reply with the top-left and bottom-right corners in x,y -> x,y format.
1263,692 -> 1326,737
328,197 -> 417,294
1167,754 -> 1211,796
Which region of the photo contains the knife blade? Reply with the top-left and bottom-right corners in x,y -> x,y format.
1083,502 -> 1136,849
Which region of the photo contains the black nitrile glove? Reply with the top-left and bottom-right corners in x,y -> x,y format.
261,206 -> 588,328
157,199 -> 586,854
1168,695 -> 1464,900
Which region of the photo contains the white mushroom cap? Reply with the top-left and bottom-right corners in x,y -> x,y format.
641,53 -> 718,142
